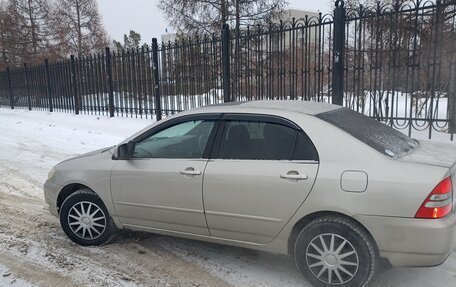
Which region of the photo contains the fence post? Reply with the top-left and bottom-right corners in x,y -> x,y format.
450,57 -> 456,134
222,23 -> 231,102
152,38 -> 162,121
70,55 -> 79,115
332,0 -> 345,106
6,67 -> 14,109
105,47 -> 115,117
23,63 -> 31,110
44,59 -> 53,112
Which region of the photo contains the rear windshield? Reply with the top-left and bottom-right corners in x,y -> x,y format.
316,108 -> 418,157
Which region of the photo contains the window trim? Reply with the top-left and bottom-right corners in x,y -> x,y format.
221,113 -> 301,130
126,112 -> 319,162
131,113 -> 222,159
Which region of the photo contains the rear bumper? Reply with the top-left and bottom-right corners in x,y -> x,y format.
354,212 -> 456,267
43,180 -> 62,217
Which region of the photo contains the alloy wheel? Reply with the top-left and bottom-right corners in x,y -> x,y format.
67,201 -> 107,240
305,233 -> 359,285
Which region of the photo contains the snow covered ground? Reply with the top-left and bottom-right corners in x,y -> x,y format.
0,107 -> 455,287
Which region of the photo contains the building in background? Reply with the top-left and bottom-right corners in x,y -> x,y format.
161,32 -> 177,44
270,9 -> 321,50
274,8 -> 320,23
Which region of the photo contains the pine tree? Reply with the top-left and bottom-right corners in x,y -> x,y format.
113,30 -> 143,51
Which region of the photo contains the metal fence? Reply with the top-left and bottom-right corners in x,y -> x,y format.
343,0 -> 456,139
0,0 -> 455,139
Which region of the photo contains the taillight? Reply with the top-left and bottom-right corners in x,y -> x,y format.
415,177 -> 453,219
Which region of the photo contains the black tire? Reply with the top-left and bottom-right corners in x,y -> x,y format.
294,216 -> 377,287
59,189 -> 115,246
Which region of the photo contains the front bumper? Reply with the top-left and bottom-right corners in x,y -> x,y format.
354,212 -> 456,267
43,179 -> 62,217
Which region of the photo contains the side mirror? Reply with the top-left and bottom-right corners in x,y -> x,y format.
117,141 -> 135,160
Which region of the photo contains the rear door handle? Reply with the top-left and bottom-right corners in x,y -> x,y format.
180,168 -> 201,176
280,173 -> 308,180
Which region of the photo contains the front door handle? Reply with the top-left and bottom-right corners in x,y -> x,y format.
180,168 -> 201,176
280,173 -> 308,180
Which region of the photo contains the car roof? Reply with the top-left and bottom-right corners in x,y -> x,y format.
190,100 -> 342,115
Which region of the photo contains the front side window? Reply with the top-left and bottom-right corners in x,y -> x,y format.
217,119 -> 317,161
133,119 -> 216,158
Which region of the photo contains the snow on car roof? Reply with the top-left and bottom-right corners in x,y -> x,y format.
203,100 -> 341,115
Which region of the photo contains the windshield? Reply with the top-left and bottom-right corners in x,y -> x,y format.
316,108 -> 418,157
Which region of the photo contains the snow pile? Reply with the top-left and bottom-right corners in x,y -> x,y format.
0,109 -> 151,197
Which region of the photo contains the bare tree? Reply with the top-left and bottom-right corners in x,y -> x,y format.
0,1 -> 27,68
157,0 -> 287,34
0,2 -> 14,69
5,0 -> 53,64
53,0 -> 107,57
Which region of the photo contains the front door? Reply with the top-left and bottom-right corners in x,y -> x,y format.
111,115 -> 219,235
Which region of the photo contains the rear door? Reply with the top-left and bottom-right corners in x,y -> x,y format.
203,114 -> 319,244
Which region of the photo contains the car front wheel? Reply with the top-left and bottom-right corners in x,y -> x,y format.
294,216 -> 377,287
59,189 -> 114,246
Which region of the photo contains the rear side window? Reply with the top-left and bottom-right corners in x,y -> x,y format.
294,132 -> 319,161
217,120 -> 318,161
316,108 -> 418,157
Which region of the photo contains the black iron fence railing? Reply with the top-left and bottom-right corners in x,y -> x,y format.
0,0 -> 455,140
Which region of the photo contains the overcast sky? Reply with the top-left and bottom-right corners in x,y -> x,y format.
97,0 -> 333,45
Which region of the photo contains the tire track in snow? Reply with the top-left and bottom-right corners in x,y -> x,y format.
0,169 -> 233,287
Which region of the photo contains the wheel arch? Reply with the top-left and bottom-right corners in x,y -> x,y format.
56,183 -> 95,214
287,211 -> 379,257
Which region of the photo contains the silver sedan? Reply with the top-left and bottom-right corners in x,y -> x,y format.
44,101 -> 456,287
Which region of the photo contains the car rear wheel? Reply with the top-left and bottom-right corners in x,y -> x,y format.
294,216 -> 377,287
59,189 -> 115,246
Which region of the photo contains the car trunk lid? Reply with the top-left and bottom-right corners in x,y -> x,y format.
398,140 -> 456,170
